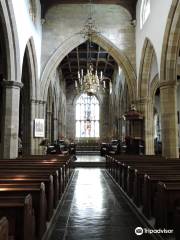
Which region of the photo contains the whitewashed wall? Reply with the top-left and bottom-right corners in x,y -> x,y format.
136,0 -> 172,78
12,0 -> 42,77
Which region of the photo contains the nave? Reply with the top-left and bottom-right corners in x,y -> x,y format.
49,161 -> 154,240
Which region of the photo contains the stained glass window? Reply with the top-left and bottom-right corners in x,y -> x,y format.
76,93 -> 99,138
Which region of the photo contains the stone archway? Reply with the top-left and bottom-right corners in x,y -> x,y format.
138,37 -> 158,99
160,0 -> 180,84
159,0 -> 180,158
0,1 -> 21,158
40,33 -> 137,104
138,38 -> 159,155
19,37 -> 39,155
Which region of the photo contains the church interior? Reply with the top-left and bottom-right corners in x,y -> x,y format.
0,0 -> 180,239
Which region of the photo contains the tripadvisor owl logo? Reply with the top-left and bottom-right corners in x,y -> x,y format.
135,227 -> 143,235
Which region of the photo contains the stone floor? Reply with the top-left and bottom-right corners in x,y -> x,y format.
76,155 -> 105,162
49,167 -> 157,240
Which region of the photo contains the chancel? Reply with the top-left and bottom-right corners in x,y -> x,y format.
0,0 -> 179,240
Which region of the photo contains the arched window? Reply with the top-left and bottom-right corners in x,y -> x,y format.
76,93 -> 99,138
140,0 -> 150,29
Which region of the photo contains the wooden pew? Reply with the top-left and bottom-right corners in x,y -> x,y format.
0,217 -> 8,240
0,174 -> 54,220
106,154 -> 180,239
0,163 -> 64,197
0,183 -> 47,240
0,170 -> 59,207
174,206 -> 180,240
132,166 -> 180,207
143,174 -> 180,219
155,182 -> 180,229
0,155 -> 74,240
0,158 -> 71,195
0,195 -> 34,240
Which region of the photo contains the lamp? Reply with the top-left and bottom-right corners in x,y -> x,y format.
75,0 -> 108,94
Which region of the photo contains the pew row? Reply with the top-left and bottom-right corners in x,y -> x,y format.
106,154 -> 180,239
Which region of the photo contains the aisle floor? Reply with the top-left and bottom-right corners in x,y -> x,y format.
49,168 -> 156,240
76,155 -> 105,162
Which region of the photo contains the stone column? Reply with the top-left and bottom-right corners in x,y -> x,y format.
100,90 -> 110,140
1,81 -> 23,159
137,98 -> 154,155
160,81 -> 179,158
46,110 -> 52,142
53,118 -> 58,140
30,99 -> 46,155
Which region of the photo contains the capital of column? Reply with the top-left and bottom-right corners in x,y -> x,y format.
160,80 -> 177,89
1,80 -> 23,89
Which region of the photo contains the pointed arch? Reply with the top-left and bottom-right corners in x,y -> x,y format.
138,37 -> 158,98
22,37 -> 40,100
0,0 -> 20,81
40,33 -> 136,103
150,74 -> 160,100
160,0 -> 180,83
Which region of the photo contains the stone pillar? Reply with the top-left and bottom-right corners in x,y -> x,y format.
30,99 -> 46,155
1,81 -> 23,159
53,118 -> 58,140
46,111 -> 52,142
160,81 -> 179,158
138,98 -> 154,155
100,90 -> 110,140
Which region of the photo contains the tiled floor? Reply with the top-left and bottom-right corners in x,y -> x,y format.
49,168 -> 156,240
76,155 -> 105,162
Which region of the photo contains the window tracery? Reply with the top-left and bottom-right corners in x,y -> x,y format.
76,93 -> 99,138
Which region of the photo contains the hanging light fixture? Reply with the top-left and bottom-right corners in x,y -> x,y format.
75,0 -> 107,94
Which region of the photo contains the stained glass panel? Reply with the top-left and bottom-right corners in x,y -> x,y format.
76,93 -> 100,138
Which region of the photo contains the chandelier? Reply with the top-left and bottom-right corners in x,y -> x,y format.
75,0 -> 107,94
76,58 -> 106,94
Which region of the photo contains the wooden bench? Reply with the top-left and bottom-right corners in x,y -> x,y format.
0,158 -> 72,195
0,195 -> 34,240
0,174 -> 54,220
0,182 -> 47,240
174,206 -> 180,240
132,166 -> 180,207
155,182 -> 180,229
0,217 -> 8,240
143,174 -> 180,219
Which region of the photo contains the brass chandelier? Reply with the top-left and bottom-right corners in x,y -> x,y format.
76,47 -> 106,94
75,0 -> 107,94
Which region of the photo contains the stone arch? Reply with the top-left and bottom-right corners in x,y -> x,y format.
19,37 -> 39,155
40,33 -> 136,103
160,0 -> 180,83
22,37 -> 40,100
138,37 -> 158,98
0,0 -> 20,82
158,0 -> 180,158
150,74 -> 160,100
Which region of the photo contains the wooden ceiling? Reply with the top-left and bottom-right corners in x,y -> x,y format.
40,0 -> 137,19
60,41 -> 117,85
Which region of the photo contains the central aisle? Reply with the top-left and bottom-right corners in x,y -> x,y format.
49,169 -> 155,240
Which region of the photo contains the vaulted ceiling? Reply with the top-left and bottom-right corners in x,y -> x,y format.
60,41 -> 117,85
40,0 -> 137,19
